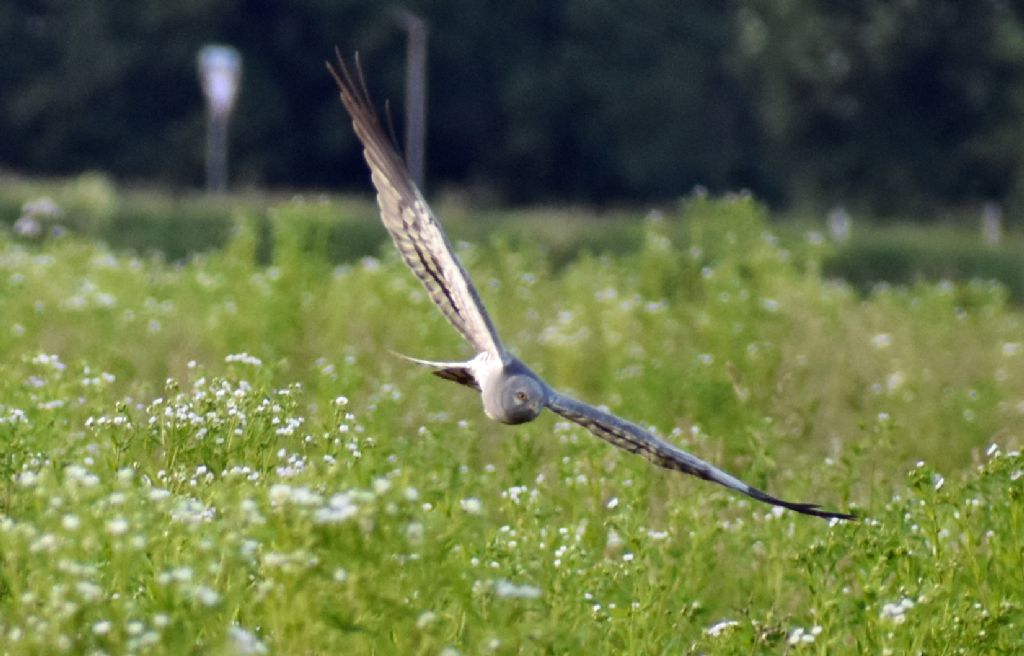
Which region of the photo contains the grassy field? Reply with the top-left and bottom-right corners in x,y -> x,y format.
6,171 -> 1024,302
0,194 -> 1022,653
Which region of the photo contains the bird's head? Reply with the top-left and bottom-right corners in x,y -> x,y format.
489,374 -> 546,425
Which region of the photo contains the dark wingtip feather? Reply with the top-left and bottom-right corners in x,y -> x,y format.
326,49 -> 369,116
747,486 -> 857,521
326,49 -> 413,191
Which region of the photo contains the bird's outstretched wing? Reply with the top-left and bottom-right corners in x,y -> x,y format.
327,52 -> 506,360
545,391 -> 855,520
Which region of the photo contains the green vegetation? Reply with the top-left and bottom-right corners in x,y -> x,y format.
0,195 -> 1021,653
7,173 -> 1024,301
823,222 -> 1024,303
0,172 -> 646,266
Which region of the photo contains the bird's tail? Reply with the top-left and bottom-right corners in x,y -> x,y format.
388,351 -> 481,391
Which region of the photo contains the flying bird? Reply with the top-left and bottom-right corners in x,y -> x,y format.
327,52 -> 854,521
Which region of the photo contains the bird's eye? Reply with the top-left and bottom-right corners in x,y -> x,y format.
515,390 -> 528,403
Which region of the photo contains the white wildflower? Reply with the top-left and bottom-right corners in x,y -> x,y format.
503,485 -> 529,504
30,534 -> 57,553
494,580 -> 542,599
405,522 -> 424,544
225,352 -> 262,366
32,353 -> 66,371
228,625 -> 268,655
372,477 -> 391,495
170,498 -> 214,524
870,333 -> 892,350
76,581 -> 102,601
880,597 -> 915,624
788,626 -> 820,645
194,585 -> 220,606
269,483 -> 292,506
16,471 -> 39,487
64,464 -> 100,487
105,517 -> 129,535
886,371 -> 905,392
313,492 -> 358,524
287,486 -> 322,506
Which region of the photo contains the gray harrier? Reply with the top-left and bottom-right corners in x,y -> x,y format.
328,53 -> 853,521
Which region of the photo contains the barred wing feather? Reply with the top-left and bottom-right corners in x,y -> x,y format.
327,53 -> 506,360
545,391 -> 854,520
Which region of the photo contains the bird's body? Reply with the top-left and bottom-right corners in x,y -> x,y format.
328,52 -> 854,521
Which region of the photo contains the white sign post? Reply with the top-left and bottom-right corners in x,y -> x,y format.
198,45 -> 242,193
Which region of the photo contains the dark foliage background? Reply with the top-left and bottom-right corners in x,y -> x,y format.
4,1 -> 1024,213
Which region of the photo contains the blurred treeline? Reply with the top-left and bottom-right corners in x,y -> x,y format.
4,1 -> 1024,214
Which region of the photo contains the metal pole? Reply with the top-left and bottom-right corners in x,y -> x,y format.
206,113 -> 229,193
396,9 -> 428,188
